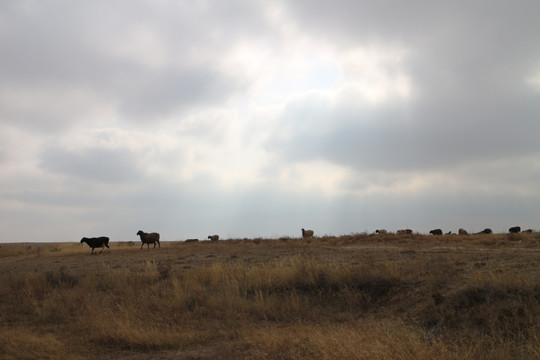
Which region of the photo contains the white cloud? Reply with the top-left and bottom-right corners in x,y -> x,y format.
338,46 -> 413,103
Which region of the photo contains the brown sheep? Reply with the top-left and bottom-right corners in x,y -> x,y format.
301,228 -> 314,238
396,229 -> 413,235
136,230 -> 160,249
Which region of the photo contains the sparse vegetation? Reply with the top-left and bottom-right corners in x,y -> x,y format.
0,233 -> 539,359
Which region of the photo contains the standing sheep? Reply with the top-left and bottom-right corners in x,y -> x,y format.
375,229 -> 387,235
301,228 -> 314,238
458,228 -> 468,235
80,237 -> 110,254
208,235 -> 219,242
429,229 -> 443,235
508,226 -> 521,233
136,230 -> 160,249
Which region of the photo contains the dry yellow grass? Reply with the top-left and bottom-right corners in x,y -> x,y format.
0,233 -> 539,359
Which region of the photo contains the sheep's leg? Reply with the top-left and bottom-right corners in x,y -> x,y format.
140,242 -> 144,250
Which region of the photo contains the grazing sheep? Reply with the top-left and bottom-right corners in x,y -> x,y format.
136,230 -> 160,249
475,228 -> 493,235
458,228 -> 468,235
208,235 -> 219,242
80,237 -> 109,254
301,228 -> 314,238
375,229 -> 387,234
522,229 -> 533,233
429,229 -> 443,235
185,239 -> 199,243
396,229 -> 413,235
508,226 -> 521,233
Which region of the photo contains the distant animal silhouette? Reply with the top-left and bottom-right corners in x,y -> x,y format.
475,228 -> 492,235
396,229 -> 413,235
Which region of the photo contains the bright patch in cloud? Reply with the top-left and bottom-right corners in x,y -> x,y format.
527,69 -> 540,91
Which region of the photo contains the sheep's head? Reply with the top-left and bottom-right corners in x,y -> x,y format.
80,237 -> 87,243
137,230 -> 143,236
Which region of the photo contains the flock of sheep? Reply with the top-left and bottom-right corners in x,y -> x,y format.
80,230 -> 220,254
376,225 -> 532,236
80,226 -> 533,254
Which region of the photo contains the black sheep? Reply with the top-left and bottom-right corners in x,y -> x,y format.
80,237 -> 110,254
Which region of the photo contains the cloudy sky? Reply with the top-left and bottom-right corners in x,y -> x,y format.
1,1 -> 539,242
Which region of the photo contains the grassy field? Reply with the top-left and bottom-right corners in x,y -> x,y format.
0,232 -> 539,359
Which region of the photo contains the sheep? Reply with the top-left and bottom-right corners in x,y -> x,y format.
508,226 -> 521,233
396,229 -> 413,235
80,236 -> 109,254
375,229 -> 387,234
475,228 -> 493,235
208,235 -> 219,242
184,238 -> 199,243
301,228 -> 314,238
136,230 -> 160,249
429,229 -> 443,235
522,229 -> 533,233
458,228 -> 468,235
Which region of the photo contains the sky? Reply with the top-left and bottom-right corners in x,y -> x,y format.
1,1 -> 539,242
